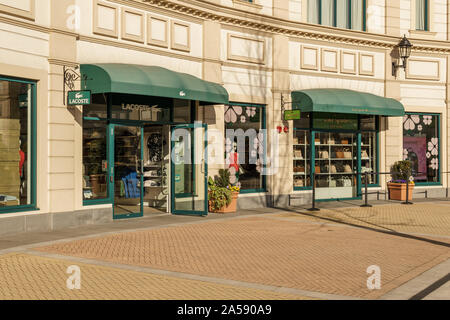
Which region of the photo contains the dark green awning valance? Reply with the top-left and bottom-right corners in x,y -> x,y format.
291,89 -> 404,116
80,63 -> 229,105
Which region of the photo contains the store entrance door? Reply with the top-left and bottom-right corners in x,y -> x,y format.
112,124 -> 144,219
314,131 -> 360,200
170,123 -> 208,216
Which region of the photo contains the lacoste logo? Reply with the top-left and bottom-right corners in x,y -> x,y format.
75,92 -> 83,99
179,91 -> 186,97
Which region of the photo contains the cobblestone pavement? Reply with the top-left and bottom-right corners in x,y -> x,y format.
34,202 -> 450,300
0,253 -> 309,300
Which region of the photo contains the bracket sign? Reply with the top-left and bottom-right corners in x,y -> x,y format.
63,65 -> 90,105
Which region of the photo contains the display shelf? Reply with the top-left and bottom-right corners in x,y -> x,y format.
293,130 -> 310,189
314,132 -> 357,189
317,144 -> 354,147
316,158 -> 354,161
316,172 -> 355,175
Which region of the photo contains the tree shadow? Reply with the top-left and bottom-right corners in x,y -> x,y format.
272,205 -> 450,249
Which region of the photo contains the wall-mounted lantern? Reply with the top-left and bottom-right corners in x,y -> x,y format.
392,35 -> 413,77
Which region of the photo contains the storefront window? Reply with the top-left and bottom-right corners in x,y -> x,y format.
224,104 -> 265,192
361,132 -> 377,185
314,132 -> 358,199
403,113 -> 440,184
83,120 -> 108,200
293,113 -> 311,189
293,114 -> 379,192
0,78 -> 34,209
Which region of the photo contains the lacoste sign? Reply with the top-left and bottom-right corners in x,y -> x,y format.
67,90 -> 91,105
121,104 -> 158,111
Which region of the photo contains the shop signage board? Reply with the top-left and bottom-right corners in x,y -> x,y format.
284,110 -> 301,121
313,113 -> 358,130
67,90 -> 91,106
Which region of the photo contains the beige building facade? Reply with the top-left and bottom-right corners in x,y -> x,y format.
0,0 -> 449,235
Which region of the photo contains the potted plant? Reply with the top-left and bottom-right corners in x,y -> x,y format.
208,169 -> 240,213
387,160 -> 415,201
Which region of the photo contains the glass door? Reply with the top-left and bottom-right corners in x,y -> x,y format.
314,131 -> 358,200
112,124 -> 144,219
170,123 -> 207,216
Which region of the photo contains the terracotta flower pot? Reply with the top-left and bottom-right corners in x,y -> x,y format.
209,191 -> 239,213
387,183 -> 414,201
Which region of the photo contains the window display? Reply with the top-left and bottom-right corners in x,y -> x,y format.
224,104 -> 265,191
0,79 -> 33,208
293,114 -> 379,196
293,130 -> 311,188
293,114 -> 311,189
314,132 -> 357,199
403,113 -> 440,184
83,120 -> 107,200
361,132 -> 377,185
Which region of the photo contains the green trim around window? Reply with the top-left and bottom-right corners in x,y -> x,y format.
226,102 -> 267,194
311,0 -> 367,31
416,0 -> 429,31
83,94 -> 198,206
404,112 -> 441,186
0,76 -> 37,214
293,115 -> 381,192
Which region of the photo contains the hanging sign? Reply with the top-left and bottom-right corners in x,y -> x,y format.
284,110 -> 301,121
67,90 -> 91,106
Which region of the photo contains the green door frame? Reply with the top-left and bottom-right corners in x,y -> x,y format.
111,123 -> 144,219
0,76 -> 38,214
170,123 -> 208,216
312,129 -> 363,202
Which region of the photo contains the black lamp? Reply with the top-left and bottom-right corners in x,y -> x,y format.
392,35 -> 413,77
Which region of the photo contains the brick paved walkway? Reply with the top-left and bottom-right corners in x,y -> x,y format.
0,253 -> 308,300
275,202 -> 450,237
34,202 -> 450,299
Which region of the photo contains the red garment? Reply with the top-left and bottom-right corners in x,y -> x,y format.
228,152 -> 239,172
19,150 -> 25,177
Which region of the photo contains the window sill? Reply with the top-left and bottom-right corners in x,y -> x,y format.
0,206 -> 39,215
408,30 -> 437,40
232,0 -> 263,13
238,190 -> 267,196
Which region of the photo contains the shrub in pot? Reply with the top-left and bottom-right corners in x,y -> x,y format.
388,160 -> 415,201
208,169 -> 240,213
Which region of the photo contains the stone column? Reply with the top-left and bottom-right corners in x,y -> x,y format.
202,20 -> 224,179
48,0 -> 79,213
383,48 -> 403,188
270,34 -> 292,206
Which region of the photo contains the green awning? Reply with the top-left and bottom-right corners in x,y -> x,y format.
291,89 -> 404,116
80,63 -> 229,105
